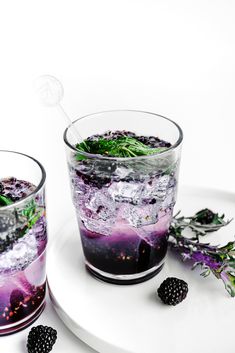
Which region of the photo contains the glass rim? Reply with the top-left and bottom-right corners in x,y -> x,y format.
0,150 -> 46,211
63,109 -> 183,161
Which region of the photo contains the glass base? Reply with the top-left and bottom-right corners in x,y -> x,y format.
86,261 -> 164,285
0,300 -> 45,336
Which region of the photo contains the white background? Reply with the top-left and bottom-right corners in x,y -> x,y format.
0,1 -> 235,352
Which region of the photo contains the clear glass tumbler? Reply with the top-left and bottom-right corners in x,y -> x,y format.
64,110 -> 183,284
0,151 -> 47,335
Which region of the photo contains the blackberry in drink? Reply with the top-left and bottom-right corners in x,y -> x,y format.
0,151 -> 47,334
64,111 -> 183,284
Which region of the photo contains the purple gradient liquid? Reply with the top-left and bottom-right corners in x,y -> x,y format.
69,131 -> 178,283
0,178 -> 47,334
79,211 -> 171,275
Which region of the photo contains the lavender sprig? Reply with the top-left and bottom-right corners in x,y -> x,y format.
169,210 -> 235,297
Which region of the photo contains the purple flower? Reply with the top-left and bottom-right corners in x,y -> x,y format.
169,210 -> 235,297
191,251 -> 221,270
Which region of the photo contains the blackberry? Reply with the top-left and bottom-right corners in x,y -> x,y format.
105,130 -> 136,140
27,325 -> 57,353
194,208 -> 215,224
136,135 -> 171,149
0,177 -> 35,202
88,130 -> 136,142
136,135 -> 149,145
158,141 -> 171,148
157,277 -> 188,305
76,170 -> 111,189
10,289 -> 24,309
149,198 -> 156,204
91,176 -> 111,189
6,194 -> 21,202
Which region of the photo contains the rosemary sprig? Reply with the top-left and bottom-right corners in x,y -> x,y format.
21,200 -> 42,229
0,200 -> 44,254
172,209 -> 232,239
169,209 -> 235,297
76,137 -> 166,159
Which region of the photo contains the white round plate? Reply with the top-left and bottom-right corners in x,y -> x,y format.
47,186 -> 235,353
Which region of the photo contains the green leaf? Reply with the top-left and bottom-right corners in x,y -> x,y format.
222,273 -> 235,297
28,213 -> 41,228
0,194 -> 13,206
201,269 -> 211,277
22,200 -> 36,218
75,137 -> 167,159
21,199 -> 43,229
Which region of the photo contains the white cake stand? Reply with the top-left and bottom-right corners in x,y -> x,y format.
47,186 -> 235,353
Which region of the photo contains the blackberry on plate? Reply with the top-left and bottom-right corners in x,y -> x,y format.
157,277 -> 188,306
27,325 -> 57,353
194,208 -> 215,224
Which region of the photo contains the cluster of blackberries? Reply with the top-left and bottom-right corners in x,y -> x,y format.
87,130 -> 172,149
87,130 -> 136,141
76,170 -> 111,189
136,135 -> 171,149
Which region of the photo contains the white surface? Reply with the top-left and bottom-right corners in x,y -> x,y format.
0,1 -> 235,351
0,293 -> 96,353
47,186 -> 235,353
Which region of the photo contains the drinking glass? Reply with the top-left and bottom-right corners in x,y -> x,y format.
0,151 -> 47,335
64,110 -> 183,284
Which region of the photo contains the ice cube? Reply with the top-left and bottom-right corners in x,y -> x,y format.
0,233 -> 38,274
71,174 -> 91,195
125,204 -> 160,228
114,166 -> 133,179
82,218 -> 113,236
13,242 -> 28,258
0,211 -> 16,235
142,175 -> 171,202
109,181 -> 144,205
162,187 -> 176,209
78,190 -> 116,235
86,190 -> 116,221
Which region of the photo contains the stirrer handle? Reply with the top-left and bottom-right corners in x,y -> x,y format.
34,75 -> 83,143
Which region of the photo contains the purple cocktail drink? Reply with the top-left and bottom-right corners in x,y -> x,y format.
0,152 -> 47,335
64,111 -> 183,284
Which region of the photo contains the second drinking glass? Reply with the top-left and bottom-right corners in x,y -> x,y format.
0,151 -> 47,335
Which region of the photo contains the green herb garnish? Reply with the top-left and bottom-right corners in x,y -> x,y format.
0,199 -> 44,254
169,209 -> 235,297
0,194 -> 13,206
76,137 -> 167,160
21,200 -> 42,229
172,209 -> 232,240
